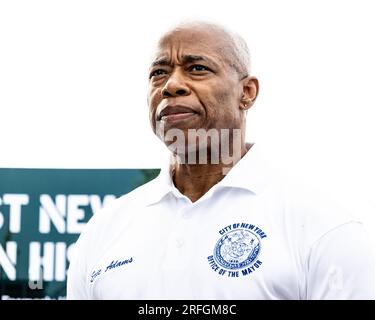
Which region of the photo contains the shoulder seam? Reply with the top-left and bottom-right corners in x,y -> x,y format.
309,220 -> 362,251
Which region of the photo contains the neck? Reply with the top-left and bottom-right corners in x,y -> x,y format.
172,143 -> 251,202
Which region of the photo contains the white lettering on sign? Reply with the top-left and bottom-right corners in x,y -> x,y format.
55,242 -> 67,281
90,194 -> 116,215
67,195 -> 89,234
0,194 -> 29,233
28,241 -> 76,282
39,194 -> 116,234
0,242 -> 17,280
39,195 -> 66,233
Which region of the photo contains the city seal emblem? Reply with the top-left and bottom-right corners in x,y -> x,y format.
207,222 -> 266,277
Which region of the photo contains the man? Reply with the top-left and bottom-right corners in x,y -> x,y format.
67,21 -> 375,299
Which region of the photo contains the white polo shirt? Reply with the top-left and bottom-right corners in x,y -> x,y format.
67,144 -> 375,299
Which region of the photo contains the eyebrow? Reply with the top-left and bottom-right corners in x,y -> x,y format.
151,58 -> 170,68
150,55 -> 219,68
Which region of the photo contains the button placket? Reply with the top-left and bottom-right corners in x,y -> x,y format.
171,205 -> 193,249
173,209 -> 185,248
163,201 -> 194,275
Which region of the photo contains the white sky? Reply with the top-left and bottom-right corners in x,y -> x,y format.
0,0 -> 374,234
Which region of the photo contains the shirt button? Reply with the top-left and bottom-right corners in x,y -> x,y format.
175,238 -> 184,248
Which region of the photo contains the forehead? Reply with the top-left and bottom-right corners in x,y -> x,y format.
153,28 -> 231,64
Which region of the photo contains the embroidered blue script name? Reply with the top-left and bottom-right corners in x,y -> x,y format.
90,269 -> 102,283
105,257 -> 133,272
90,257 -> 134,283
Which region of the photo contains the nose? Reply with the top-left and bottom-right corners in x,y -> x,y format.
161,71 -> 190,98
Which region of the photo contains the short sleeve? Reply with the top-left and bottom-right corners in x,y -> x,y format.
306,222 -> 375,299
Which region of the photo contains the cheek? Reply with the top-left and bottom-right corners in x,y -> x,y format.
214,90 -> 234,107
205,86 -> 238,124
148,89 -> 162,130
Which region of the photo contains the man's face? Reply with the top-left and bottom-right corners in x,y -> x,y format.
148,27 -> 245,149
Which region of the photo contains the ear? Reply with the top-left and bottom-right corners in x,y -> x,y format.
240,76 -> 259,110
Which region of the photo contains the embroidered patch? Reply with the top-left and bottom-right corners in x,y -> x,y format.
207,223 -> 266,277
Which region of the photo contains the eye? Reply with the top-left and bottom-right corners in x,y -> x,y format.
190,65 -> 210,72
149,69 -> 167,79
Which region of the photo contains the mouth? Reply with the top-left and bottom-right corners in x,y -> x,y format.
157,105 -> 198,122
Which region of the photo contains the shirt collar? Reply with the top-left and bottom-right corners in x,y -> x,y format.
145,143 -> 272,206
217,143 -> 272,194
143,155 -> 178,206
